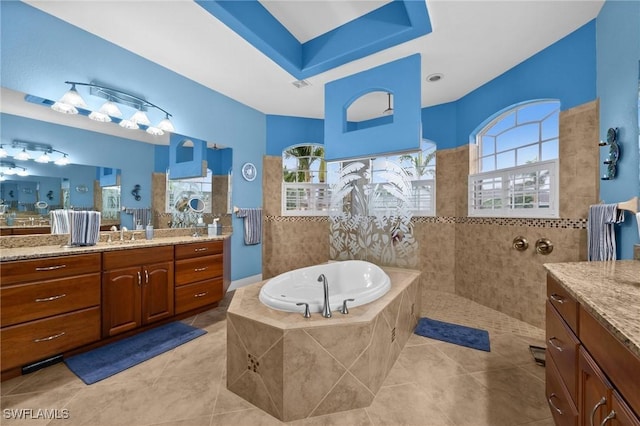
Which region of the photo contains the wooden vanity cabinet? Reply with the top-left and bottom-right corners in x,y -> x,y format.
546,274 -> 640,426
174,240 -> 224,314
0,253 -> 101,374
102,246 -> 174,337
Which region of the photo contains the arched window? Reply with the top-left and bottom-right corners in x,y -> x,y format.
469,100 -> 560,217
282,144 -> 328,215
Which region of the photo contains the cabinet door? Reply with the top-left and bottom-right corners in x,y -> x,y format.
102,266 -> 142,337
579,347 -> 612,426
142,261 -> 174,325
601,391 -> 640,426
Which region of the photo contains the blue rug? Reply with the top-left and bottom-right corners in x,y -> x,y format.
414,317 -> 490,352
65,322 -> 207,384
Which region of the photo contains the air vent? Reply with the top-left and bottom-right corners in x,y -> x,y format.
292,79 -> 311,89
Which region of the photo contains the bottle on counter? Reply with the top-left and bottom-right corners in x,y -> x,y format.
145,221 -> 154,240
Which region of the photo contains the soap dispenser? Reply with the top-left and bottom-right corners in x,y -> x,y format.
145,221 -> 154,240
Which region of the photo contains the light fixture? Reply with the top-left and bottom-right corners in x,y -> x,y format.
45,81 -> 175,135
0,145 -> 7,158
35,151 -> 51,164
51,83 -> 88,114
383,92 -> 393,116
89,98 -> 123,122
0,160 -> 28,177
54,154 -> 70,166
14,148 -> 31,161
10,140 -> 70,166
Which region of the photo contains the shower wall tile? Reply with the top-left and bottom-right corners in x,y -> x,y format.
559,100 -> 599,218
414,221 -> 456,294
262,219 -> 329,279
263,156 -> 282,217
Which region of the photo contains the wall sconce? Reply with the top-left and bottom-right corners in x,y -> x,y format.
599,127 -> 619,180
9,140 -> 70,166
131,184 -> 141,201
45,81 -> 175,136
0,160 -> 29,177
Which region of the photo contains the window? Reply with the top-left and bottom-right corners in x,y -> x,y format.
282,144 -> 329,216
469,100 -> 559,217
282,140 -> 436,217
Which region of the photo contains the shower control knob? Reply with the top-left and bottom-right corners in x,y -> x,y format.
536,238 -> 554,255
512,236 -> 529,251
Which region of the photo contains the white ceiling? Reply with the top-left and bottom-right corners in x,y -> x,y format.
23,0 -> 604,125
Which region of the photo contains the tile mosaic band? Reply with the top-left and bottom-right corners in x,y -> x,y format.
265,215 -> 588,229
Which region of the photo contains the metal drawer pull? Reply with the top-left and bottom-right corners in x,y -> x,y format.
33,331 -> 65,343
194,292 -> 208,298
145,269 -> 149,284
35,264 -> 67,271
600,410 -> 616,426
549,293 -> 565,304
590,397 -> 607,426
547,393 -> 563,415
548,337 -> 563,352
137,271 -> 142,287
194,267 -> 208,272
194,247 -> 208,252
35,294 -> 67,302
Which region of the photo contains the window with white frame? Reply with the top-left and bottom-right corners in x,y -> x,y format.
282,144 -> 329,215
282,140 -> 436,216
469,100 -> 560,217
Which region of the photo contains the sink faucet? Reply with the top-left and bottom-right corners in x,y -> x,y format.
317,274 -> 331,318
120,226 -> 128,241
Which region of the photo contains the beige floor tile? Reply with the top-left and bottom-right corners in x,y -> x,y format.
1,388 -> 80,426
210,408 -> 283,426
288,408 -> 372,426
432,341 -> 517,373
365,383 -> 453,426
0,291 -> 550,426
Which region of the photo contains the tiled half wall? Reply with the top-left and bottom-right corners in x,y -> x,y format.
262,100 -> 599,329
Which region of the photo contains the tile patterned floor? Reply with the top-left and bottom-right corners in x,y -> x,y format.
1,290 -> 553,426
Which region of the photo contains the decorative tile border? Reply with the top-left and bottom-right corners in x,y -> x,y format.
264,215 -> 587,229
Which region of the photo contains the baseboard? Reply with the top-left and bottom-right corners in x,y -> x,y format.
228,273 -> 263,291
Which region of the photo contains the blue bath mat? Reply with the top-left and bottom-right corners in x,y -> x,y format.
65,322 -> 206,384
414,317 -> 490,352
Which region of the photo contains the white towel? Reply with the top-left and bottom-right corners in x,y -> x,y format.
236,208 -> 262,245
69,211 -> 101,246
587,204 -> 624,261
50,209 -> 70,234
636,212 -> 640,239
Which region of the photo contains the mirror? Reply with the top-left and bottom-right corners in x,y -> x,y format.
188,196 -> 206,213
174,193 -> 191,213
1,104 -> 231,231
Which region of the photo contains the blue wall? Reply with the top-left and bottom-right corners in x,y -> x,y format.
266,115 -> 325,155
1,2 -> 266,280
597,0 -> 640,259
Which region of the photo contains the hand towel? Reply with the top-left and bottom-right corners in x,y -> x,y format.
636,212 -> 640,239
236,208 -> 262,245
69,211 -> 101,246
124,208 -> 151,228
587,204 -> 624,261
50,209 -> 70,234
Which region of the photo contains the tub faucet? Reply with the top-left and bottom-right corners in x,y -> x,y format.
317,274 -> 331,318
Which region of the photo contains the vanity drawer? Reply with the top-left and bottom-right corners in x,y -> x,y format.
1,273 -> 100,327
0,253 -> 101,286
546,355 -> 578,426
547,274 -> 578,334
546,302 -> 579,403
175,278 -> 223,314
175,240 -> 223,260
102,246 -> 173,270
174,254 -> 223,286
1,307 -> 100,371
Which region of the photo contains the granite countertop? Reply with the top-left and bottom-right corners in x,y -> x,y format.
544,260 -> 640,358
0,234 -> 230,262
